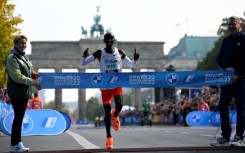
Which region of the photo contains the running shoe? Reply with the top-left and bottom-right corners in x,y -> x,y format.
111,109 -> 120,131
9,142 -> 29,152
105,137 -> 114,149
210,137 -> 231,147
231,135 -> 245,147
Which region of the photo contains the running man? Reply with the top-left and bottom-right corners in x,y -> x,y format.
80,32 -> 140,149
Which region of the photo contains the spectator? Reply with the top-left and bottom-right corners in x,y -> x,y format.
210,16 -> 245,147
196,97 -> 210,112
6,35 -> 41,152
182,102 -> 192,126
30,93 -> 42,109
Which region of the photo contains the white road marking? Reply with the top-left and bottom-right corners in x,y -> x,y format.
180,132 -> 190,134
200,134 -> 214,137
66,130 -> 100,149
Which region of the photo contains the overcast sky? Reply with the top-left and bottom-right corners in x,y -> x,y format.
10,0 -> 245,102
11,0 -> 245,55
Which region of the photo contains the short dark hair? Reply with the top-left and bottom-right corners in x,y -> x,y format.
104,32 -> 115,40
13,35 -> 27,45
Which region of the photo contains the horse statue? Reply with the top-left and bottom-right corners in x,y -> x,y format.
90,14 -> 104,38
81,26 -> 88,38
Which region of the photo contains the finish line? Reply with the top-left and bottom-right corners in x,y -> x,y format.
39,70 -> 233,89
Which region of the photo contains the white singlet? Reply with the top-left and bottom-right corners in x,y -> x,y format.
99,48 -> 122,73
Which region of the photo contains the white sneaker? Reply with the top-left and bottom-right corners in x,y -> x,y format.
9,142 -> 29,152
210,137 -> 231,147
231,135 -> 245,147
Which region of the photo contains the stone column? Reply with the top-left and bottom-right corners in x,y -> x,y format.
154,68 -> 163,103
78,68 -> 86,120
132,68 -> 141,109
54,68 -> 62,111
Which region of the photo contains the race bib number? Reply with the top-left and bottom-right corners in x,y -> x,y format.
103,59 -> 120,71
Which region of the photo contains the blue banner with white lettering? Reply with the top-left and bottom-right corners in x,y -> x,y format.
39,70 -> 233,89
0,109 -> 67,136
210,109 -> 236,126
186,110 -> 237,126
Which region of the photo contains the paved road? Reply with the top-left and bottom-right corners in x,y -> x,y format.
0,124 -> 244,153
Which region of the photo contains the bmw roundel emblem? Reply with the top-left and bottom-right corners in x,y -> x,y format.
21,114 -> 33,133
166,73 -> 179,85
189,113 -> 202,125
91,74 -> 103,86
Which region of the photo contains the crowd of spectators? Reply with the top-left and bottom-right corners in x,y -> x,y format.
0,87 -> 42,110
0,87 -> 10,104
120,86 -> 236,126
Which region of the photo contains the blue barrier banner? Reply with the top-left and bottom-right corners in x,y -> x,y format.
133,116 -> 142,124
59,111 -> 71,132
0,101 -> 13,124
186,111 -> 213,126
124,116 -> 133,124
76,120 -> 89,124
39,70 -> 233,89
186,110 -> 237,126
210,109 -> 236,126
1,109 -> 67,136
231,111 -> 237,124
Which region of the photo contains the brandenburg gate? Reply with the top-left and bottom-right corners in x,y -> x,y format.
30,7 -> 165,120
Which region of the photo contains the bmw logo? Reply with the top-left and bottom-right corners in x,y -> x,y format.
21,114 -> 33,133
189,113 -> 202,125
91,74 -> 103,86
166,73 -> 179,85
3,112 -> 33,134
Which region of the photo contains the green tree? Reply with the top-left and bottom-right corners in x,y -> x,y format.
196,13 -> 245,70
122,94 -> 132,106
0,0 -> 23,87
43,101 -> 70,114
195,38 -> 223,70
86,97 -> 104,121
